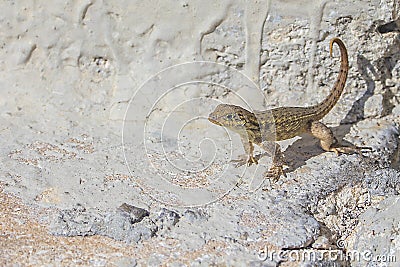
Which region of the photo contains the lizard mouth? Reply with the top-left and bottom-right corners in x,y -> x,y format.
208,116 -> 222,126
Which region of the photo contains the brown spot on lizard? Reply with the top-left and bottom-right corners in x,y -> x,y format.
208,37 -> 369,182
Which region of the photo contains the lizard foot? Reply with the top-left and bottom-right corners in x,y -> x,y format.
330,145 -> 372,156
231,154 -> 259,168
264,164 -> 286,183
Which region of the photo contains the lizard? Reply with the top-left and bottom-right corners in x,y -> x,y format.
208,37 -> 368,182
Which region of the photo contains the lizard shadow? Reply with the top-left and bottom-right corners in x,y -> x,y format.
282,32 -> 400,173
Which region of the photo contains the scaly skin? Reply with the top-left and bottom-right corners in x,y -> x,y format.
208,38 -> 368,182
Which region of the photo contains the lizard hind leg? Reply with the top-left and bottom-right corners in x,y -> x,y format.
309,121 -> 369,155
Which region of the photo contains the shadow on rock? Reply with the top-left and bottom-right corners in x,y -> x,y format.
283,30 -> 400,174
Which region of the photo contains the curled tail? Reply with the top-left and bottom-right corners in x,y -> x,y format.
312,37 -> 349,120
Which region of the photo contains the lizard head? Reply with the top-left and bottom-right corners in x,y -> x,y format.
208,104 -> 255,131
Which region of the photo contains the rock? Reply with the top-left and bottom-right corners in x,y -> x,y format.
49,205 -> 157,243
364,94 -> 383,118
346,196 -> 400,267
118,203 -> 150,223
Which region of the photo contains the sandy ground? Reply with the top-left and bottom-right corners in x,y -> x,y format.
0,182 -> 139,266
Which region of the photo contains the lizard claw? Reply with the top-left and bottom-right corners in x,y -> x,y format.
231,154 -> 259,168
231,155 -> 248,168
331,146 -> 372,156
247,155 -> 258,166
265,164 -> 286,183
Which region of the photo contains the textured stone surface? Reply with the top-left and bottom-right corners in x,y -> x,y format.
1,0 -> 399,266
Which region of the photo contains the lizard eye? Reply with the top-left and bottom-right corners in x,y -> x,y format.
226,114 -> 233,120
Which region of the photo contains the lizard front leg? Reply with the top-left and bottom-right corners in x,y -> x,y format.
260,142 -> 286,182
309,121 -> 371,155
231,136 -> 258,167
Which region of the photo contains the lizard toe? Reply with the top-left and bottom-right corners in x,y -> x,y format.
231,155 -> 248,168
265,165 -> 285,183
247,155 -> 258,166
331,145 -> 372,156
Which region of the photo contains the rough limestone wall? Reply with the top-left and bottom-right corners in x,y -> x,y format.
1,0 -> 400,266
